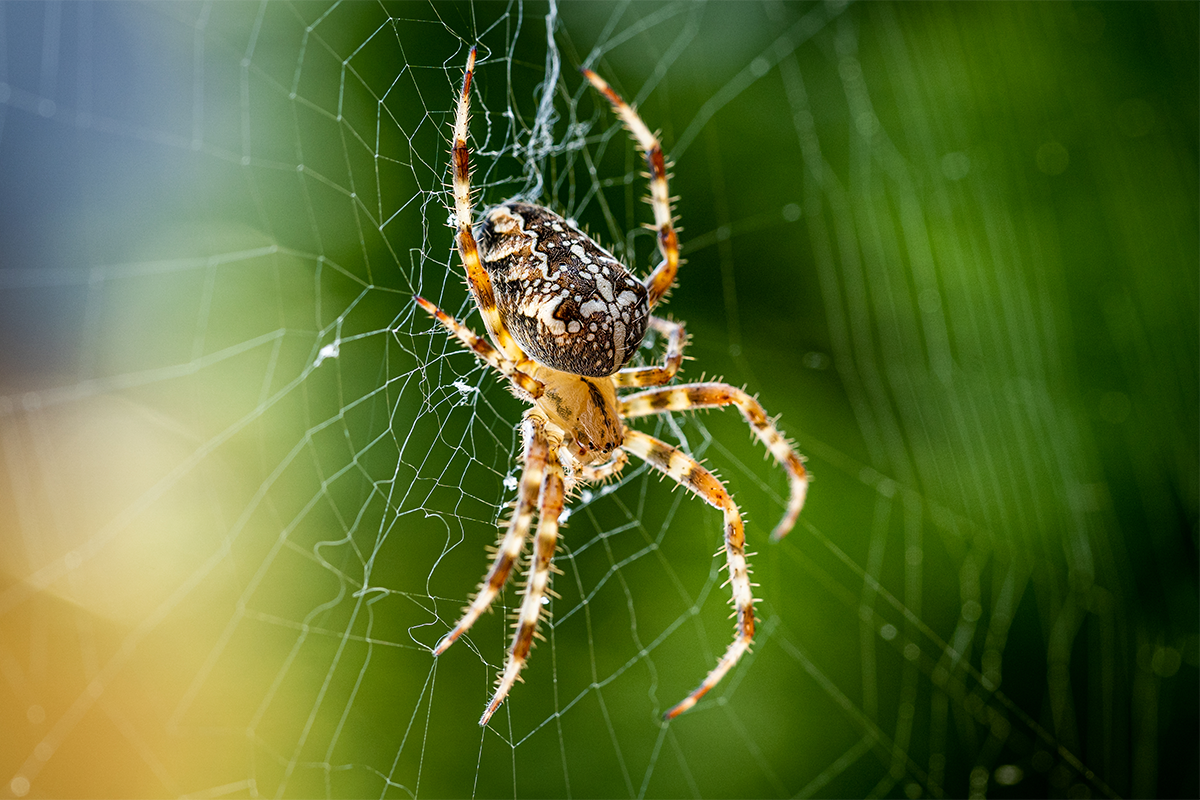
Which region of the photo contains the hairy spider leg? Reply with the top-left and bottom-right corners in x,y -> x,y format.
453,47 -> 523,362
621,382 -> 809,540
481,436 -> 566,726
415,296 -> 545,400
581,69 -> 680,310
433,414 -> 548,657
613,316 -> 688,388
576,448 -> 628,483
621,429 -> 754,720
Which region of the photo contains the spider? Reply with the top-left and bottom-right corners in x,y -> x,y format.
417,47 -> 809,725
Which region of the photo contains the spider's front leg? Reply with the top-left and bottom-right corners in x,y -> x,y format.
434,414 -> 548,656
481,430 -> 566,726
621,383 -> 808,540
621,429 -> 755,719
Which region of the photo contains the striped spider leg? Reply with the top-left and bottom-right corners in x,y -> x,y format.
576,449 -> 629,483
621,429 -> 754,720
620,383 -> 809,719
450,47 -> 522,363
581,67 -> 679,309
428,411 -> 547,659
613,316 -> 687,388
483,436 -> 566,725
416,297 -> 562,725
622,383 -> 809,542
414,297 -> 543,400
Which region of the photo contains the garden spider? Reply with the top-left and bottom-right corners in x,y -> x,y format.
418,47 -> 809,725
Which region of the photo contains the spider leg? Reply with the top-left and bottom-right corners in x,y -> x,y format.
433,414 -> 548,656
481,440 -> 566,726
452,47 -> 523,362
416,296 -> 544,400
581,69 -> 679,309
613,316 -> 687,388
621,383 -> 808,540
621,429 -> 753,720
576,448 -> 628,483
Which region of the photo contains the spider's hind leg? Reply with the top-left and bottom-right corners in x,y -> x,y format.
581,69 -> 679,309
621,429 -> 754,720
451,47 -> 522,361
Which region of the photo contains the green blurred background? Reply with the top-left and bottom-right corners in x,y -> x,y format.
0,2 -> 1195,798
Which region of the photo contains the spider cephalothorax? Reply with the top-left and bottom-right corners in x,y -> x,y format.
417,47 -> 809,725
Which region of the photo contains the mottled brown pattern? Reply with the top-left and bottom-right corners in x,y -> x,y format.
478,202 -> 650,377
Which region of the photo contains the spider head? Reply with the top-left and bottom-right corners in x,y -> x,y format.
534,369 -> 623,466
565,437 -> 619,464
479,202 -> 649,378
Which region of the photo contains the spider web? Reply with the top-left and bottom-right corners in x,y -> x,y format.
1,1 -> 1197,798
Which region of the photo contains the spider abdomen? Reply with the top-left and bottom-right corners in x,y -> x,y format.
478,202 -> 649,377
